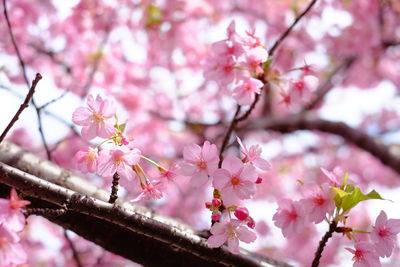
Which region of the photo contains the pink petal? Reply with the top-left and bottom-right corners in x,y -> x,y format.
221,155 -> 243,176
212,169 -> 231,189
183,143 -> 201,163
72,107 -> 92,125
207,234 -> 227,248
236,226 -> 257,243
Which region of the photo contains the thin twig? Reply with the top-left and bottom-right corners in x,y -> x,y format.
3,0 -> 52,160
300,57 -> 355,112
0,74 -> 42,143
311,221 -> 337,267
218,106 -> 241,166
38,90 -> 69,110
268,0 -> 319,56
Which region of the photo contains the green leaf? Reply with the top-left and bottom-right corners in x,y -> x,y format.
344,184 -> 355,193
341,188 -> 383,212
119,123 -> 126,133
332,187 -> 348,209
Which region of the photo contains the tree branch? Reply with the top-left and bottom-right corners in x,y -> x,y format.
0,73 -> 42,143
268,0 -> 319,56
0,159 -> 292,267
247,116 -> 400,175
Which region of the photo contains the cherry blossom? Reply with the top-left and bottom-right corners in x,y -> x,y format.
212,155 -> 258,206
300,184 -> 335,223
272,198 -> 307,238
232,77 -> 264,106
131,182 -> 163,201
370,210 -> 400,258
346,242 -> 381,267
237,137 -> 271,171
74,146 -> 98,173
0,188 -> 30,231
97,146 -> 141,180
72,94 -> 116,140
181,141 -> 219,187
207,219 -> 257,254
0,224 -> 27,266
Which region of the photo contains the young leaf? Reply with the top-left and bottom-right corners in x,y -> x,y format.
341,188 -> 383,212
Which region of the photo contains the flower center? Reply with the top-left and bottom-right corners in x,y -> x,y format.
231,177 -> 240,185
92,113 -> 105,122
379,228 -> 389,238
197,161 -> 207,170
313,195 -> 325,206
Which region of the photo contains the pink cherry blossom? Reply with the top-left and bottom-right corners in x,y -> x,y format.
370,210 -> 400,257
181,141 -> 219,187
321,167 -> 342,187
72,94 -> 116,140
300,184 -> 335,223
346,242 -> 381,267
131,182 -> 163,202
207,219 -> 257,254
232,77 -> 264,106
237,137 -> 271,171
212,155 -> 257,206
0,224 -> 27,266
97,146 -> 141,180
272,198 -> 307,238
74,146 -> 98,173
156,162 -> 181,183
0,188 -> 30,232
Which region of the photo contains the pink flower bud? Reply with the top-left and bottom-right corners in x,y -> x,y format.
234,207 -> 249,221
255,177 -> 263,184
211,212 -> 221,221
205,202 -> 212,209
122,137 -> 129,145
212,198 -> 221,207
247,217 -> 255,229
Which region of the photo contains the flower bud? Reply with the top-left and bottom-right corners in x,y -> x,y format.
255,177 -> 263,184
247,216 -> 255,229
211,211 -> 221,221
234,207 -> 249,221
212,198 -> 221,207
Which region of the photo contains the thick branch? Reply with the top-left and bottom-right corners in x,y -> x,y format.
0,161 -> 291,267
248,116 -> 400,175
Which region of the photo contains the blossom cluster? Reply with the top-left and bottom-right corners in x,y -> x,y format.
181,137 -> 271,254
72,94 -> 169,201
273,168 -> 400,266
0,188 -> 30,266
203,21 -> 268,106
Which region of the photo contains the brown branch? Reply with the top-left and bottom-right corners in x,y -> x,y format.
248,116 -> 400,175
218,105 -> 241,166
311,221 -> 337,267
0,73 -> 42,143
0,161 -> 292,267
268,0 -> 319,56
108,172 -> 120,204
